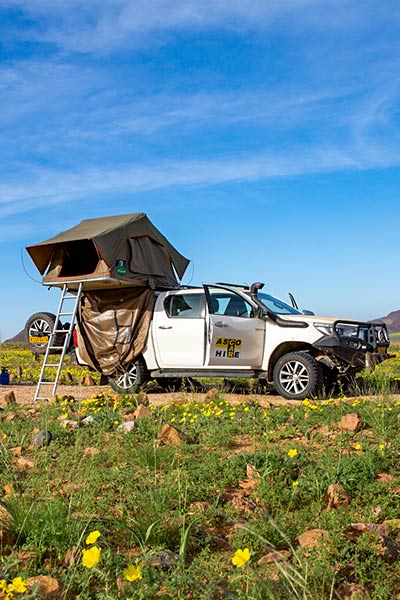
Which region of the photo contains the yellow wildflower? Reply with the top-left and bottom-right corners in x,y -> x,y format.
8,577 -> 29,593
287,448 -> 298,458
82,545 -> 101,568
123,564 -> 142,582
231,547 -> 251,567
292,480 -> 299,487
85,530 -> 101,545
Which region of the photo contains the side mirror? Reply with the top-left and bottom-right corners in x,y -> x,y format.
302,309 -> 315,316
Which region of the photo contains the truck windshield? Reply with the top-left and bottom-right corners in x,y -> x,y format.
256,293 -> 302,315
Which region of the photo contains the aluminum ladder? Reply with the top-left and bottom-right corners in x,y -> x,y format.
34,283 -> 83,401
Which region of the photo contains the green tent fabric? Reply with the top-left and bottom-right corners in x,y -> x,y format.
26,212 -> 190,289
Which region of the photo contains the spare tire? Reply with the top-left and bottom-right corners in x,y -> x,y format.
24,312 -> 63,354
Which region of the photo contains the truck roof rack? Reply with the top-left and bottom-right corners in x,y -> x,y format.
214,282 -> 250,289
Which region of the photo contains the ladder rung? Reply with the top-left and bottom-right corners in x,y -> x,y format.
43,363 -> 60,367
49,346 -> 64,350
59,312 -> 74,316
40,381 -> 57,384
54,329 -> 68,333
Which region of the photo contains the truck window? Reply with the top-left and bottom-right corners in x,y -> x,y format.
207,289 -> 253,318
164,293 -> 204,318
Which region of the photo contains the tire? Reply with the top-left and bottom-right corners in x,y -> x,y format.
108,357 -> 148,394
156,377 -> 183,392
24,312 -> 62,355
273,351 -> 323,400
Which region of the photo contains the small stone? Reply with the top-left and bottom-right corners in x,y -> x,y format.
327,483 -> 350,509
58,418 -> 80,430
34,430 -> 52,447
0,391 -> 16,408
136,391 -> 149,405
336,581 -> 370,600
81,415 -> 97,426
118,420 -> 136,433
16,456 -> 35,470
298,529 -> 329,549
83,447 -> 100,457
148,550 -> 180,570
84,375 -> 95,386
158,423 -> 189,446
26,575 -> 65,599
257,550 -> 291,565
205,387 -> 218,401
133,404 -> 152,419
15,366 -> 23,378
340,413 -> 364,432
63,372 -> 73,383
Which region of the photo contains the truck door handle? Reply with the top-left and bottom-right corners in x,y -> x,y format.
159,325 -> 172,330
214,321 -> 228,328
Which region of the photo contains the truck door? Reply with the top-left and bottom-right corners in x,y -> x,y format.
204,285 -> 265,367
152,291 -> 206,367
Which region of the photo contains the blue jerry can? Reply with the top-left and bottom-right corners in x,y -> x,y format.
0,367 -> 10,385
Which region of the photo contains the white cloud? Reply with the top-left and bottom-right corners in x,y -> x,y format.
0,140 -> 397,222
2,0 -> 395,52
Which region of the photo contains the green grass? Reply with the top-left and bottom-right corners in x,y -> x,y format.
0,348 -> 400,598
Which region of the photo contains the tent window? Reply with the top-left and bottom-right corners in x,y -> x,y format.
59,240 -> 100,276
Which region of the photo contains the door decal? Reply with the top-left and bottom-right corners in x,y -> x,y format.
215,338 -> 242,358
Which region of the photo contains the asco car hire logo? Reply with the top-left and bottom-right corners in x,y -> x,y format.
215,338 -> 242,359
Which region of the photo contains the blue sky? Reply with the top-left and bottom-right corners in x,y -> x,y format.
0,0 -> 399,340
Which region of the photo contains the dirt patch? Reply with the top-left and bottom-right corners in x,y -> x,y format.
1,383 -> 396,408
0,383 -> 302,408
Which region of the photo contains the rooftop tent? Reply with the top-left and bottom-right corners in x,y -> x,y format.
26,213 -> 190,289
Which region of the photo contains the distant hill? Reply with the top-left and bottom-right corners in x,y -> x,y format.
3,330 -> 26,345
373,309 -> 400,333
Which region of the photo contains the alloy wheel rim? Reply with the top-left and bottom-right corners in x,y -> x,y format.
115,364 -> 138,389
279,360 -> 310,395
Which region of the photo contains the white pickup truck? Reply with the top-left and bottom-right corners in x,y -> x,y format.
82,281 -> 390,400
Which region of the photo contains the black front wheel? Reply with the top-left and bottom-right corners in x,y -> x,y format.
273,351 -> 323,400
108,358 -> 148,394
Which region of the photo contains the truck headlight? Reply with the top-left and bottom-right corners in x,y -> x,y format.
314,322 -> 334,336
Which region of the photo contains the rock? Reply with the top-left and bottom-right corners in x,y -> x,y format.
33,430 -> 52,447
81,416 -> 97,426
336,581 -> 370,599
3,483 -> 14,496
63,372 -> 73,383
257,550 -> 291,565
133,404 -> 152,419
376,473 -> 394,483
16,456 -> 35,470
259,398 -> 272,409
15,366 -> 23,378
83,447 -> 100,457
298,529 -> 329,549
58,418 -> 80,430
340,413 -> 364,432
158,423 -> 189,446
148,550 -> 180,570
136,391 -> 149,405
327,483 -> 350,509
205,388 -> 218,400
0,504 -> 16,548
118,420 -> 136,433
83,375 -> 95,386
26,575 -> 65,599
0,391 -> 16,408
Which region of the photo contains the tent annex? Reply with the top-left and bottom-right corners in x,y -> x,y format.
26,213 -> 190,290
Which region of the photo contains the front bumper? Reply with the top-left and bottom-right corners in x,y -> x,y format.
313,320 -> 391,369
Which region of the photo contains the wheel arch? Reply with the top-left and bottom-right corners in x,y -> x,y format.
267,342 -> 315,381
